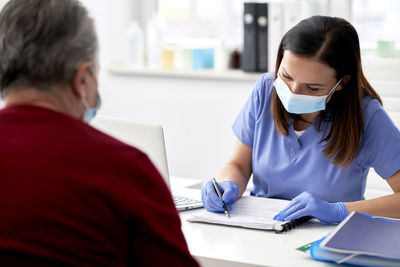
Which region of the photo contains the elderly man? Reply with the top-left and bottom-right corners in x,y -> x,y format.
0,0 -> 199,266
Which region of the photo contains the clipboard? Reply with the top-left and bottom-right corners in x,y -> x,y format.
188,196 -> 311,233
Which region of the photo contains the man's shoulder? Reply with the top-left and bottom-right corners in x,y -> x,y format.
1,105 -> 147,165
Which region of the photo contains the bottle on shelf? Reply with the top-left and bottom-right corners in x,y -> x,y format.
146,13 -> 167,68
214,39 -> 230,71
229,48 -> 241,69
125,21 -> 145,68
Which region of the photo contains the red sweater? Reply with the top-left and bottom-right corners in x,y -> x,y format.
0,105 -> 199,266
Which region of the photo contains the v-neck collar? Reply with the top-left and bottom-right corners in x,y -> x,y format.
285,116 -> 323,161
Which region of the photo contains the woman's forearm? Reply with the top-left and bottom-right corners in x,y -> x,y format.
217,162 -> 251,198
344,192 -> 400,219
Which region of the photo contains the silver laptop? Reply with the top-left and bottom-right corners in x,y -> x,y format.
90,115 -> 203,211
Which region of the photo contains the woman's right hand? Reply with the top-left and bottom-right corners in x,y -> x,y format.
201,180 -> 239,213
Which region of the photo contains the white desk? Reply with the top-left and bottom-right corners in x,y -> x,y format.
171,177 -> 338,267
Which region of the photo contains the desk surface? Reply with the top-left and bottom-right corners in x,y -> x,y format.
171,177 -> 338,267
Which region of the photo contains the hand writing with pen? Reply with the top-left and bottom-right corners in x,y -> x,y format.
201,180 -> 239,216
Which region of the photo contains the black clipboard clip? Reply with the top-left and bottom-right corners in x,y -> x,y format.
274,216 -> 313,234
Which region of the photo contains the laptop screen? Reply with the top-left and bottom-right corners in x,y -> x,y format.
90,115 -> 171,187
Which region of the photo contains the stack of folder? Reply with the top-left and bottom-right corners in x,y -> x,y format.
310,212 -> 400,266
242,1 -> 310,73
242,2 -> 268,73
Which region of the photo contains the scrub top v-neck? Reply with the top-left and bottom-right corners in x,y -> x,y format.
232,72 -> 400,202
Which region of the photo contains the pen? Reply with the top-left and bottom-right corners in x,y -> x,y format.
211,177 -> 230,218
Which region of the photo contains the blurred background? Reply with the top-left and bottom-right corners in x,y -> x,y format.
1,0 -> 399,181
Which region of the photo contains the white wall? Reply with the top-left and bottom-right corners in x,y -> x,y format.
100,74 -> 255,179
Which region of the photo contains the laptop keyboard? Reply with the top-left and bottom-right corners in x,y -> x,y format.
173,195 -> 202,206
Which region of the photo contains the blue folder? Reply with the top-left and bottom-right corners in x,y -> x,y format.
310,212 -> 400,266
310,238 -> 400,267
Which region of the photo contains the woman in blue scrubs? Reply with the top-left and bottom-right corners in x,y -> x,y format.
202,16 -> 400,223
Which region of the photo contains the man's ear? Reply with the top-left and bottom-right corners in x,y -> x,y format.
336,75 -> 351,91
71,62 -> 93,98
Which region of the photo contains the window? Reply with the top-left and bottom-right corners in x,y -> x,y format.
352,0 -> 400,56
159,0 -> 243,47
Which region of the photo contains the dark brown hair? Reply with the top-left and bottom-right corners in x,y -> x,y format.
271,16 -> 382,167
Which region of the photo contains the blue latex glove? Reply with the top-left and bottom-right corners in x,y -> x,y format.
201,180 -> 239,213
273,191 -> 349,224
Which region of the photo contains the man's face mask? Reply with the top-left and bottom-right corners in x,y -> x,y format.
273,74 -> 342,114
82,94 -> 101,123
82,68 -> 101,123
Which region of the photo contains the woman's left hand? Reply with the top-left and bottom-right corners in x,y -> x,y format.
273,191 -> 349,224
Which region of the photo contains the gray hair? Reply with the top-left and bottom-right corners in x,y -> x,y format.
0,0 -> 98,96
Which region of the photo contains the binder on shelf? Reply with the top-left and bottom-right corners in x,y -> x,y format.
243,1 -> 319,73
310,212 -> 400,266
242,2 -> 258,72
257,3 -> 268,72
242,2 -> 270,73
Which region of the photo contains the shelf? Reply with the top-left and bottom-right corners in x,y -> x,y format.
107,56 -> 400,82
107,65 -> 262,82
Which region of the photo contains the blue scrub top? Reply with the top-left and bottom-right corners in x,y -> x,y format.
233,72 -> 400,202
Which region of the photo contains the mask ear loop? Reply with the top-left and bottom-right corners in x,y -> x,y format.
87,66 -> 99,107
81,66 -> 98,110
79,89 -> 89,108
325,78 -> 343,103
81,97 -> 90,110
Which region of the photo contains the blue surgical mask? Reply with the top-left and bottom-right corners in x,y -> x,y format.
273,75 -> 342,114
82,94 -> 101,123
